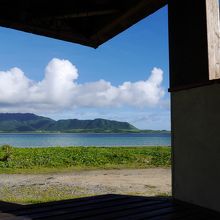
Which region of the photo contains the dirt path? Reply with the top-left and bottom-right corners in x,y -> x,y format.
0,168 -> 171,203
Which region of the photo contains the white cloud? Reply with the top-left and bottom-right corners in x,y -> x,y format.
0,67 -> 31,103
0,58 -> 165,113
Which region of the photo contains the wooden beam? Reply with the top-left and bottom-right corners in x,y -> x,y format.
206,0 -> 220,80
0,0 -> 167,48
44,10 -> 119,20
0,18 -> 96,47
90,0 -> 167,47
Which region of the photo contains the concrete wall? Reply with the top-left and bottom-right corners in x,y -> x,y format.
172,84 -> 220,212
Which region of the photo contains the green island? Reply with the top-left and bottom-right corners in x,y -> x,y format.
0,145 -> 171,174
0,113 -> 170,133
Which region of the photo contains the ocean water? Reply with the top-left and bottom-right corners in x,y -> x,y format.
0,133 -> 171,147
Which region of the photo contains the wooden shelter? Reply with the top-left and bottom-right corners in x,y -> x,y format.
0,0 -> 166,48
0,0 -> 220,218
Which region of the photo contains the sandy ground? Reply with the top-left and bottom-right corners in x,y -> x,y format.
0,168 -> 171,198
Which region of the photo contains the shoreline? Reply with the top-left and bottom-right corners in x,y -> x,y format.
0,145 -> 171,148
0,132 -> 171,134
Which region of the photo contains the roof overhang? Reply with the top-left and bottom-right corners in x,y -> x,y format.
0,0 -> 167,48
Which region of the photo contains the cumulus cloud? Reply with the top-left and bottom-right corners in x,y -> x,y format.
0,58 -> 165,113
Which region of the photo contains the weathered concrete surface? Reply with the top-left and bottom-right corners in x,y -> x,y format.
172,84 -> 220,212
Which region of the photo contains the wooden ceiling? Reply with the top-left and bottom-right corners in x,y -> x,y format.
0,0 -> 167,48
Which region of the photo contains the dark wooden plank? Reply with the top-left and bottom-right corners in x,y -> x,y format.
144,207 -> 200,220
33,200 -> 171,220
113,206 -> 187,220
13,196 -> 131,215
2,196 -> 220,220
11,194 -> 127,214
21,198 -> 165,219
0,212 -> 30,220
22,194 -> 157,210
0,201 -> 23,212
117,204 -> 220,220
81,201 -> 175,220
23,194 -> 125,208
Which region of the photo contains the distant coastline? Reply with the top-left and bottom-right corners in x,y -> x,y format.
0,113 -> 170,134
0,130 -> 170,134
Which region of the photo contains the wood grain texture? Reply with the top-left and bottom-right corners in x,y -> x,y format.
206,0 -> 220,79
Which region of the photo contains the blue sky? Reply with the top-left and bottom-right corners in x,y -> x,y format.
0,6 -> 170,130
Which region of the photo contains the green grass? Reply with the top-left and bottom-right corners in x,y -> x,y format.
0,145 -> 171,174
0,145 -> 171,204
0,185 -> 94,204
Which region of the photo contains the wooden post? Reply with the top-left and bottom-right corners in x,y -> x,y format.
207,0 -> 220,79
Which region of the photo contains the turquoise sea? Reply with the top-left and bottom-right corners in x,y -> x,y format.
0,133 -> 171,147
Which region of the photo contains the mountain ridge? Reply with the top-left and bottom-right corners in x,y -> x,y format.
0,113 -> 138,133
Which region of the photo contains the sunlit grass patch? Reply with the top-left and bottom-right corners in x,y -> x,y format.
0,146 -> 171,174
0,184 -> 93,204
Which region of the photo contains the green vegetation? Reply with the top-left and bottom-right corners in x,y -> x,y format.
0,145 -> 171,204
0,113 -> 138,133
0,145 -> 171,173
0,113 -> 170,133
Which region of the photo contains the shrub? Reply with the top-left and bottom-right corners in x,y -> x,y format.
0,145 -> 14,162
